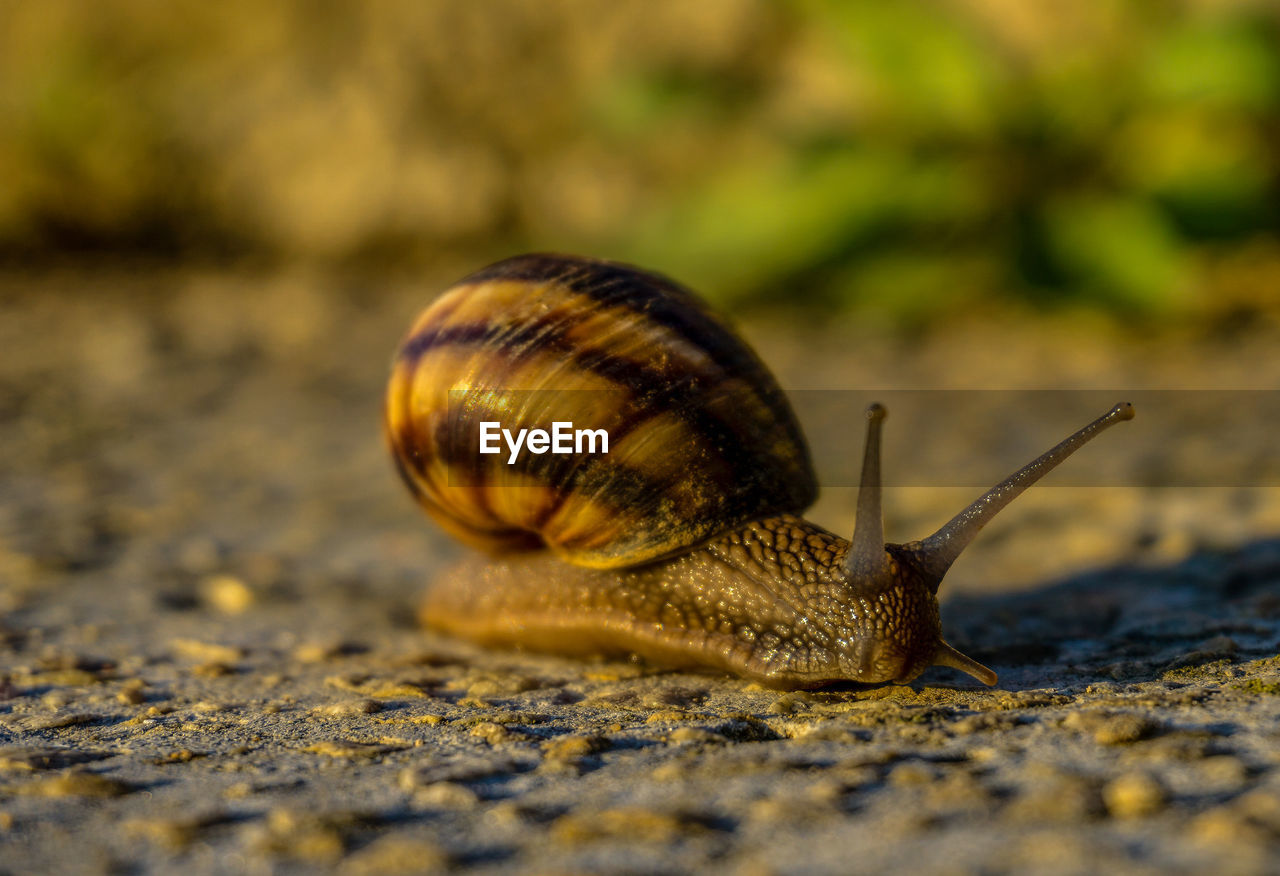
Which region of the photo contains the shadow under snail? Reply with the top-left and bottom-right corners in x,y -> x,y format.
385,254 -> 1134,689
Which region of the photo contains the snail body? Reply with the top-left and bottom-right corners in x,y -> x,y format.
386,254 -> 1134,688
419,515 -> 945,688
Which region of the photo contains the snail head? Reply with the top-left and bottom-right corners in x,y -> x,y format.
841,401 -> 1135,686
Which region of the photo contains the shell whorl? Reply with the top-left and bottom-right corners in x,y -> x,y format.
385,254 -> 817,569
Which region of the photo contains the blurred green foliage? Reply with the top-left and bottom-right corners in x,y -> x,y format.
2,0 -> 1278,322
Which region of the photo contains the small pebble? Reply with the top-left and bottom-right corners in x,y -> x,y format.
887,762 -> 938,787
3,712 -> 100,732
768,693 -> 809,715
169,639 -> 244,663
1063,711 -> 1157,745
123,816 -> 203,850
23,770 -> 135,798
153,749 -> 205,764
542,734 -> 609,761
465,675 -> 537,697
1190,810 -> 1273,847
40,692 -> 74,709
223,782 -> 254,799
923,772 -> 994,814
1195,635 -> 1239,654
1234,788 -> 1280,831
1103,772 -> 1167,818
312,700 -> 383,717
551,807 -> 705,843
1094,714 -> 1156,744
116,683 -> 146,705
192,661 -> 236,678
667,727 -> 721,745
469,722 -> 514,745
255,809 -> 347,862
199,575 -> 254,615
295,641 -> 366,663
339,836 -> 450,875
412,782 -> 479,810
1198,755 -> 1250,791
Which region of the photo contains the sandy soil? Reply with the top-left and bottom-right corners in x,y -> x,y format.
1,267 -> 1279,874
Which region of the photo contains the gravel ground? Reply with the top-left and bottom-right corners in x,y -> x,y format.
1,267 -> 1279,875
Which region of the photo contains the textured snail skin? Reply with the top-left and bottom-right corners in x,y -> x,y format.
390,253 -> 1134,688
420,515 -> 942,688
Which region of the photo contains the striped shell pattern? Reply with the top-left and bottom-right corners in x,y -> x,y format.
385,254 -> 817,569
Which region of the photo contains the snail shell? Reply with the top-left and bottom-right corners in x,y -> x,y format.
386,254 -> 1135,688
385,254 -> 815,568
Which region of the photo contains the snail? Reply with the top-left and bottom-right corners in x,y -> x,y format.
385,254 -> 1134,688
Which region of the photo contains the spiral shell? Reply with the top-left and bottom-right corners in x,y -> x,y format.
385,254 -> 816,568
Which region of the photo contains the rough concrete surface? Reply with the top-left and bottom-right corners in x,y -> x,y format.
2,269 -> 1279,875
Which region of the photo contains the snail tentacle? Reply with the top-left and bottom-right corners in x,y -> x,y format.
932,640 -> 998,686
904,402 -> 1136,589
844,403 -> 890,581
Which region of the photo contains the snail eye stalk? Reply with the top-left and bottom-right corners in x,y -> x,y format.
844,403 -> 890,580
907,402 -> 1135,590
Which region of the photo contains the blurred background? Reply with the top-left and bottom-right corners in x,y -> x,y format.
2,0 -> 1280,615
3,0 -> 1280,325
4,7 -> 1280,871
